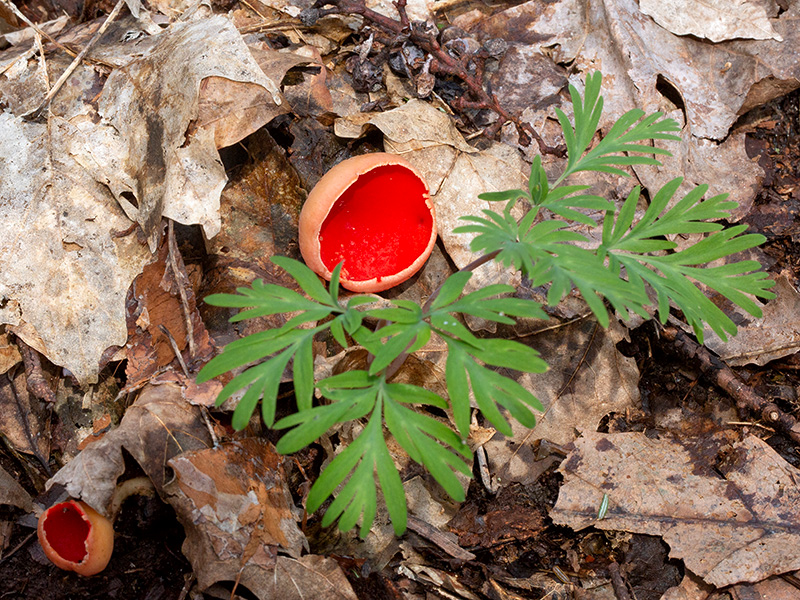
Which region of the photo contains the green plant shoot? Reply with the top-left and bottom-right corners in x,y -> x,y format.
197,72 -> 775,538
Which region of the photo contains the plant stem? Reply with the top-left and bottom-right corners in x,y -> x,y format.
422,249 -> 501,313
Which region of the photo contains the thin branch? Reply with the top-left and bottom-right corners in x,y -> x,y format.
309,0 -> 565,154
25,0 -> 126,120
167,219 -> 197,358
660,325 -> 800,444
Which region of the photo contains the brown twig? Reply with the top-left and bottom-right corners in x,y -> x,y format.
26,0 -> 126,120
158,324 -> 190,378
608,562 -> 635,600
309,0 -> 565,155
407,515 -> 476,561
167,220 -> 197,359
660,325 -> 800,444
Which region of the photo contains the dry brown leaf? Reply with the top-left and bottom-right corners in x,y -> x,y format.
551,431 -> 800,587
405,563 -> 481,600
447,484 -> 546,548
0,463 -> 32,511
196,42 -> 308,149
484,319 -> 640,487
366,0 -> 432,21
164,438 -> 307,596
639,0 -> 782,42
702,274 -> 800,366
124,234 -> 214,389
0,371 -> 51,473
47,384 -> 213,516
462,0 -> 800,216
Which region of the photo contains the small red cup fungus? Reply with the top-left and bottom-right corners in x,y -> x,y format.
299,153 -> 436,293
37,499 -> 114,576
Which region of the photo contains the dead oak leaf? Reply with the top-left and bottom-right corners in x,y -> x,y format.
551,431 -> 800,587
164,438 -> 309,597
0,114 -> 151,384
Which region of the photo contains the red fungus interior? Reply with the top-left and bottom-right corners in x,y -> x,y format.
43,502 -> 90,563
318,164 -> 432,282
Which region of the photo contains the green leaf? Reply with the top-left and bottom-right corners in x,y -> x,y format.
384,396 -> 471,502
478,189 -> 527,202
271,255 -> 334,305
305,394 -> 409,537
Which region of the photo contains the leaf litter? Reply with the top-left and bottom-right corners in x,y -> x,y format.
0,0 -> 799,598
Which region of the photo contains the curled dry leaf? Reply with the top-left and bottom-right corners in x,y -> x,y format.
78,14 -> 281,250
551,431 -> 800,587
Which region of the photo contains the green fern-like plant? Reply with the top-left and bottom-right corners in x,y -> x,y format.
197,72 -> 775,537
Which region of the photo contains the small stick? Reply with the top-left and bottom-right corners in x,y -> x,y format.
661,325 -> 800,444
406,515 -> 476,561
608,562 -> 634,600
167,220 -> 197,358
199,407 -> 219,447
158,324 -> 190,378
26,0 -> 126,120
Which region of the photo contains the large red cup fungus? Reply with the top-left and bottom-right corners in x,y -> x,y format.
299,153 -> 436,293
37,499 -> 114,576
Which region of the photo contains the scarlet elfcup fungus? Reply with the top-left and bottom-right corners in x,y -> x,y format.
299,153 -> 436,293
37,499 -> 114,576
